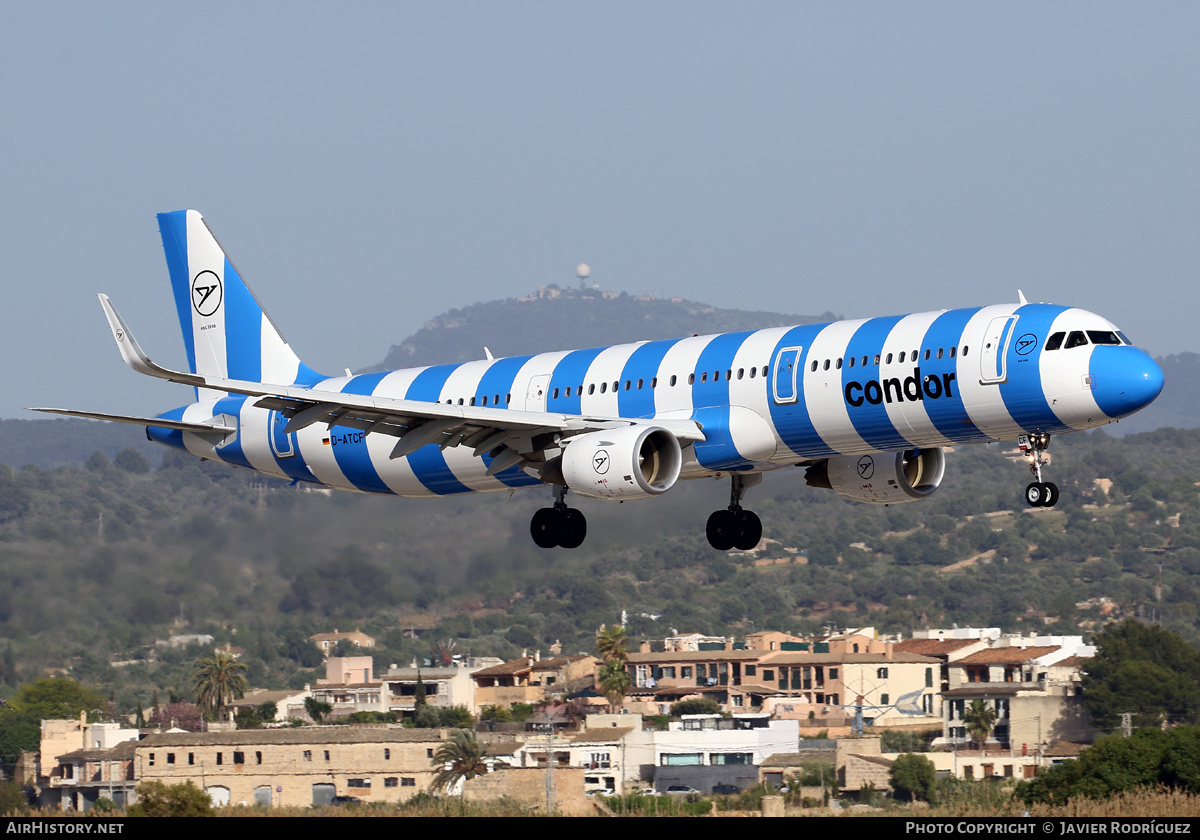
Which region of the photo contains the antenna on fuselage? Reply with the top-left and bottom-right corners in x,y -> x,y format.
1018,289 -> 1028,305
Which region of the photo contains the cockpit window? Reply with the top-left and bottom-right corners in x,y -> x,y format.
1065,331 -> 1088,349
1045,332 -> 1065,351
1117,331 -> 1132,345
1087,330 -> 1121,346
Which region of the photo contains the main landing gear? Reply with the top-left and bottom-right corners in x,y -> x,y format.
1020,433 -> 1059,508
706,473 -> 763,551
531,485 -> 588,549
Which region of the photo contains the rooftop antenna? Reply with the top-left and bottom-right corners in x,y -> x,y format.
576,263 -> 591,291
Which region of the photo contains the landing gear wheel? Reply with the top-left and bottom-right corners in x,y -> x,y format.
1043,482 -> 1059,507
531,507 -> 561,548
706,510 -> 738,551
1025,482 -> 1046,507
734,510 -> 762,551
558,508 -> 587,549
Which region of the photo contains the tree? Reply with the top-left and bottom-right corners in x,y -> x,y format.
430,730 -> 487,794
191,651 -> 249,719
598,660 -> 632,712
0,677 -> 107,779
304,697 -> 332,723
1082,620 -> 1200,731
962,699 -> 999,751
596,625 -> 629,665
890,753 -> 937,802
670,697 -> 722,716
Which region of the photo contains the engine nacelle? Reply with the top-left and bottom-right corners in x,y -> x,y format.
559,425 -> 683,500
805,448 -> 945,505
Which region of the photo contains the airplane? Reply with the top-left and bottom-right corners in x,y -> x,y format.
34,210 -> 1165,551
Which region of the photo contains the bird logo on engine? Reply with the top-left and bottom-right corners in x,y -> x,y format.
593,450 -> 610,475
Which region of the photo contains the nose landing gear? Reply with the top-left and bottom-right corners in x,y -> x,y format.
706,473 -> 763,551
1020,433 -> 1059,508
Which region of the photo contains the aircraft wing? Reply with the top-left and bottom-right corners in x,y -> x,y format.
58,295 -> 705,476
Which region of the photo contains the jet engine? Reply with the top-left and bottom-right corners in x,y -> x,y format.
558,425 -> 683,500
805,448 -> 945,504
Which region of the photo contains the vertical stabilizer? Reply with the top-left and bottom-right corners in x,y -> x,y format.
157,210 -> 322,398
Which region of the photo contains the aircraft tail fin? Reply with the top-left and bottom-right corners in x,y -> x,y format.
157,210 -> 323,393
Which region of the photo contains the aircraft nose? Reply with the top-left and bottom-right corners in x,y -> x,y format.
1090,346 -> 1164,420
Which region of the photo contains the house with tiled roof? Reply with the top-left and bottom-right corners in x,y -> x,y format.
941,635 -> 1096,752
470,652 -> 598,707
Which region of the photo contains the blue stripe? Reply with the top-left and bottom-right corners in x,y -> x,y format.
403,365 -> 474,495
998,304 -> 1073,434
918,308 -> 992,444
841,316 -> 912,450
617,340 -> 678,418
692,332 -> 756,470
767,324 -> 838,459
475,356 -> 542,488
549,347 -> 606,415
207,396 -> 253,470
147,405 -> 189,451
157,211 -> 198,392
320,377 -> 396,495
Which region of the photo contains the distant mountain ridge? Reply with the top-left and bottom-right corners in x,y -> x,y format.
362,285 -> 838,371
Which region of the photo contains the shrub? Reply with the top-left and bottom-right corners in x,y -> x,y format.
127,780 -> 214,817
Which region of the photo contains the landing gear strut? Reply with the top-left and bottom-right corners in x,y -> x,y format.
531,485 -> 588,549
706,473 -> 763,551
1020,433 -> 1059,508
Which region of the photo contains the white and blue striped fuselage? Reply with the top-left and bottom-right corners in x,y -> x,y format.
150,301 -> 1163,498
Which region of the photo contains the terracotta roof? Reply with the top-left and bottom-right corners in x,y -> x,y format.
893,638 -> 980,657
957,646 -> 1060,665
472,655 -> 591,678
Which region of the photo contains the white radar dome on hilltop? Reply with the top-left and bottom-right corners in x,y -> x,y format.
575,263 -> 591,279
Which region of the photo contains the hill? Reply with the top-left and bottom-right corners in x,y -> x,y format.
362,285 -> 838,371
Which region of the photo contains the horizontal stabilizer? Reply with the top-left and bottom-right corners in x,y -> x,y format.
29,407 -> 236,435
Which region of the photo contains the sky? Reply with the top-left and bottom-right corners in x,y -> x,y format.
4,3 -> 1199,419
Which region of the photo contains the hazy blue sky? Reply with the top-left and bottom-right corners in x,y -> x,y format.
5,3 -> 1199,419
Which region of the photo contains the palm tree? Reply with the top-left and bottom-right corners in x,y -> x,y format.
430,730 -> 487,794
962,699 -> 999,752
191,651 -> 248,720
598,660 -> 632,713
595,624 -> 629,665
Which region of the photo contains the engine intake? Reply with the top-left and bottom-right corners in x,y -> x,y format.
805,448 -> 945,504
559,426 -> 682,500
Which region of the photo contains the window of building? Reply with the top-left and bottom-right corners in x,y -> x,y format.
762,669 -> 774,682
402,778 -> 416,787
188,753 -> 195,766
385,748 -> 391,760
216,752 -> 223,766
385,777 -> 398,788
256,751 -> 262,765
324,750 -> 331,761
710,753 -> 752,765
303,751 -> 312,762
877,667 -> 889,679
347,778 -> 370,788
149,753 -> 155,767
167,753 -> 175,765
661,753 -> 702,766
233,752 -> 245,765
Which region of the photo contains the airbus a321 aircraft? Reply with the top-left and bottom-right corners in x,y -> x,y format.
36,210 -> 1164,551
